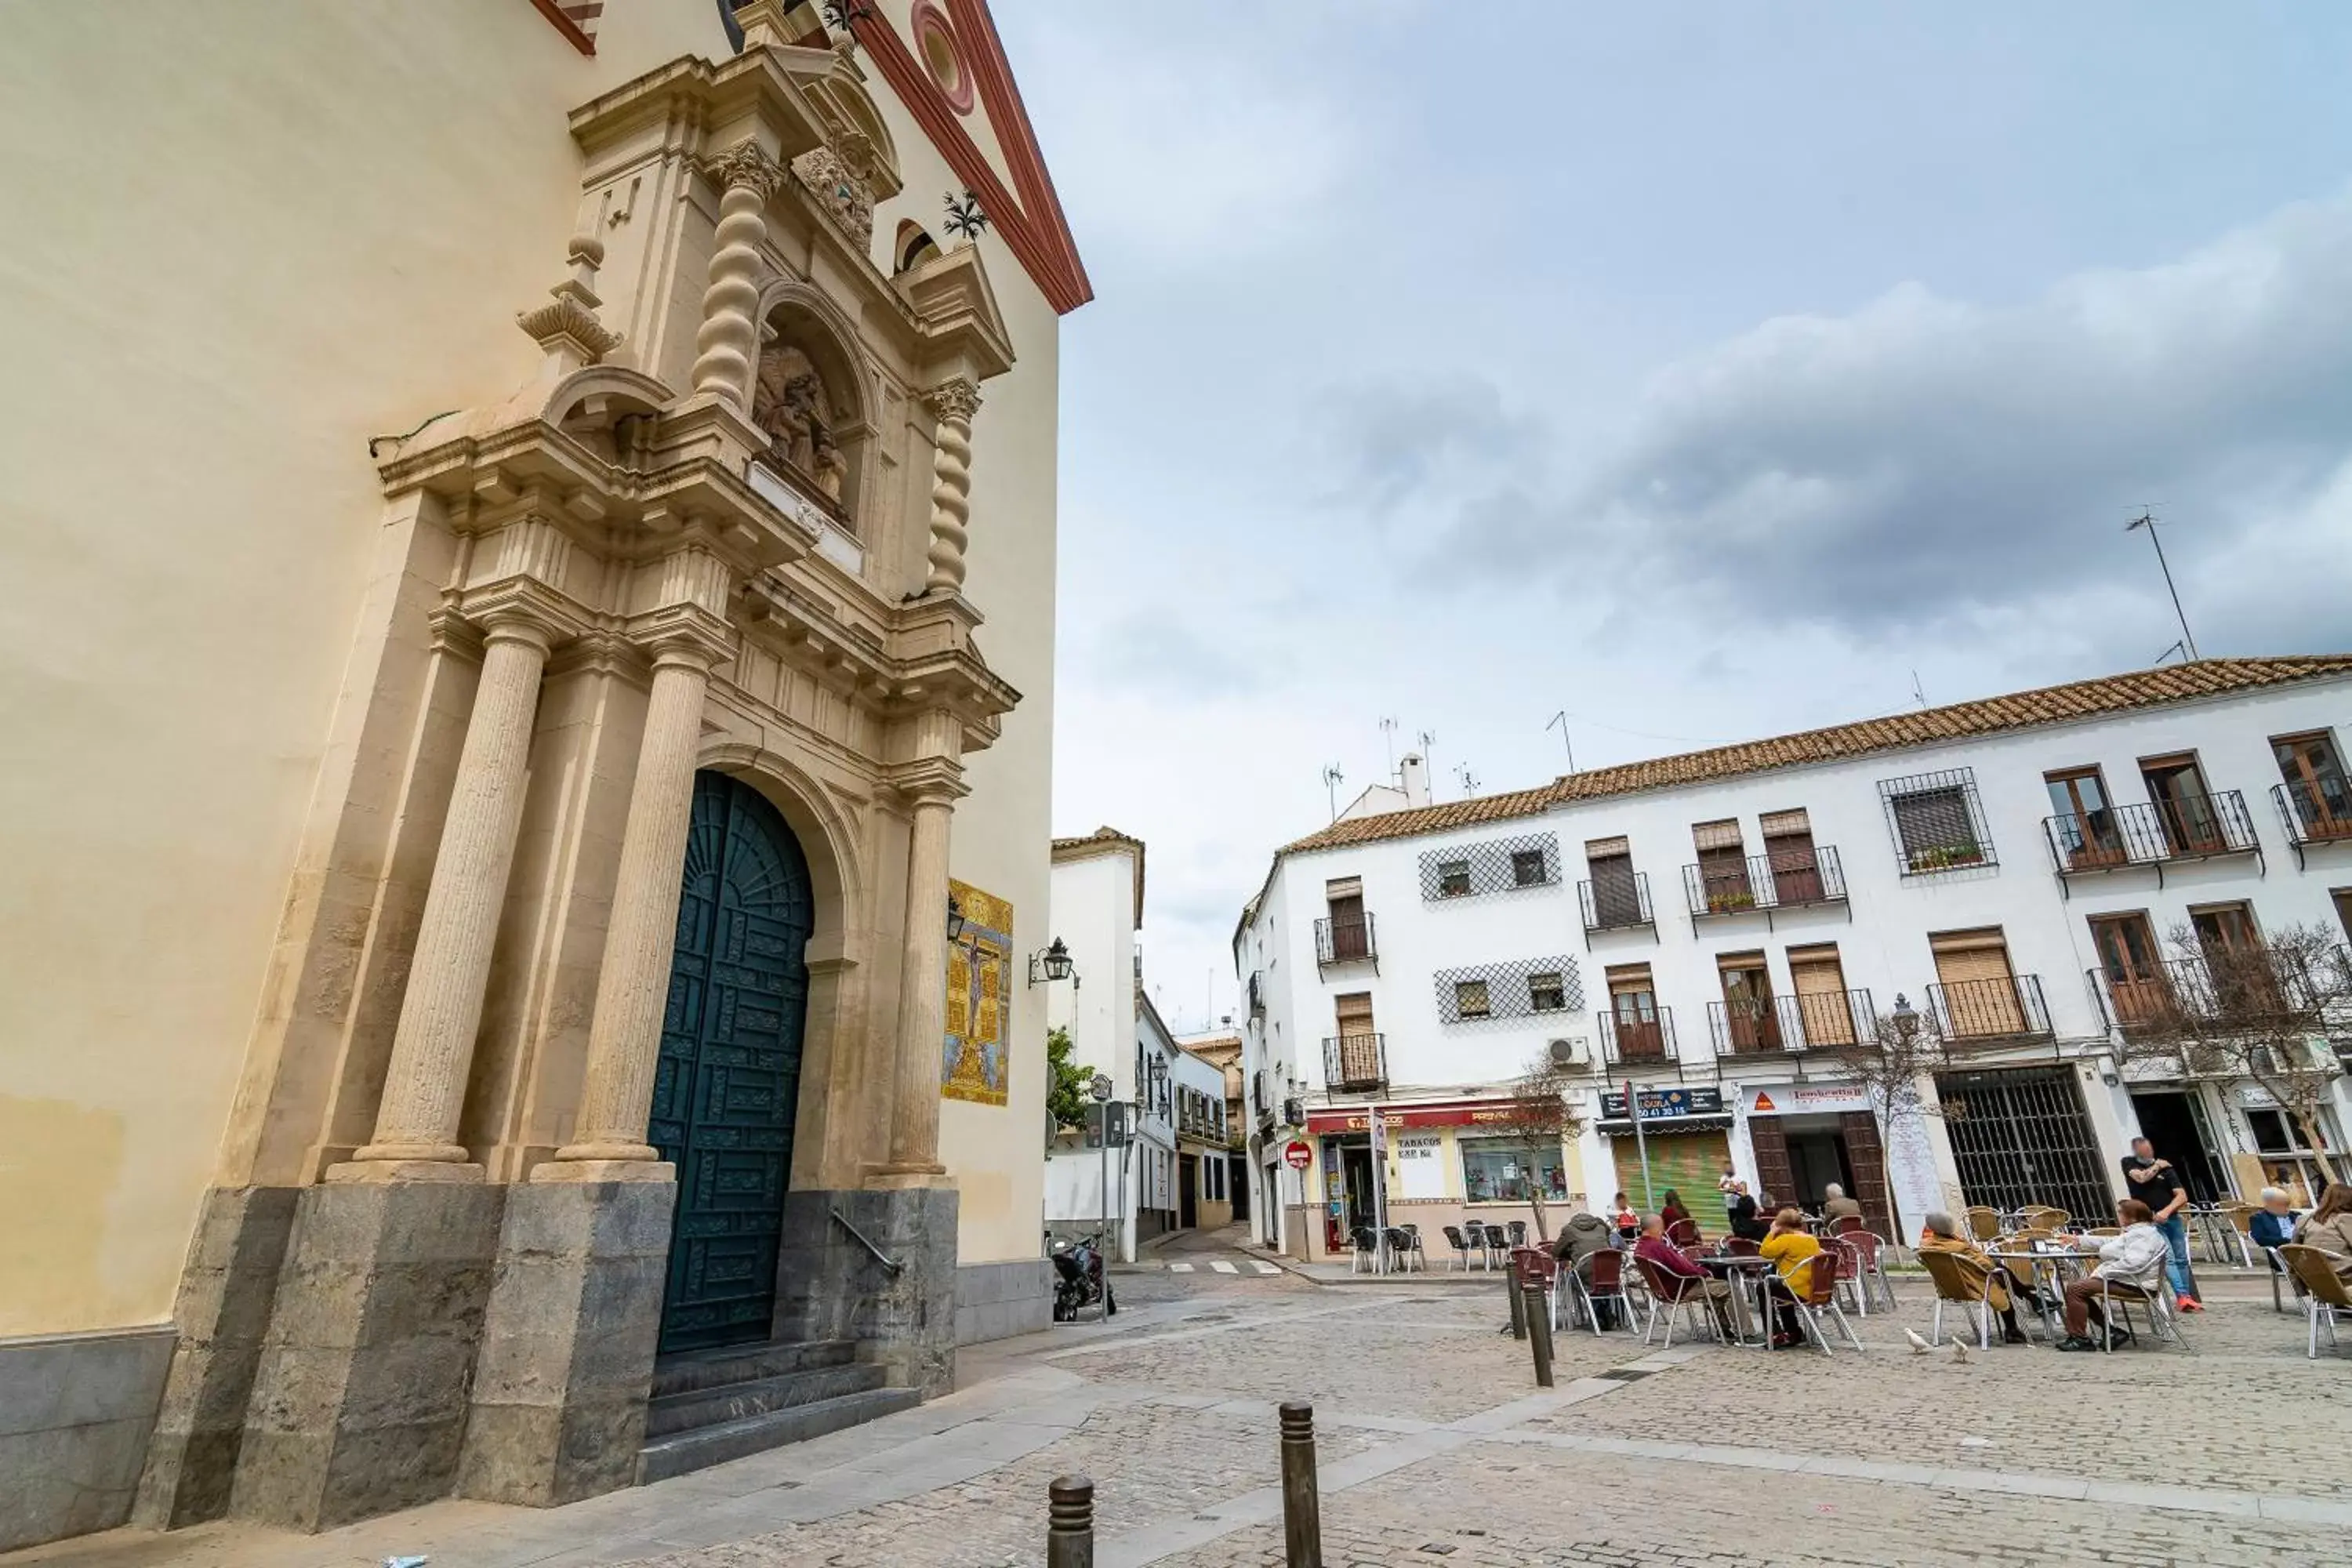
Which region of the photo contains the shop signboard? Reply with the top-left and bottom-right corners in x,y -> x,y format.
1598,1086 -> 1723,1121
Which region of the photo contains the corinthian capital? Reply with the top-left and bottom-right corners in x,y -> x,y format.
704,141 -> 788,201
921,378 -> 982,425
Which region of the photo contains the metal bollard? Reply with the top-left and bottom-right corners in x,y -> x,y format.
1047,1474 -> 1094,1568
1279,1400 -> 1323,1568
1523,1278 -> 1555,1387
1506,1270 -> 1528,1340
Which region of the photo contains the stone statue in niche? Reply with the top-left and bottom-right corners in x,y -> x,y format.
752,341 -> 848,502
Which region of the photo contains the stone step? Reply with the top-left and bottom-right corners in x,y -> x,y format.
643,1360 -> 887,1438
648,1339 -> 857,1399
635,1386 -> 922,1485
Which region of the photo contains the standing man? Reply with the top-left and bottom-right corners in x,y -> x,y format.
2120,1136 -> 2201,1312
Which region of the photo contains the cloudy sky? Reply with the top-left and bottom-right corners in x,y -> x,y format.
991,3 -> 2352,1034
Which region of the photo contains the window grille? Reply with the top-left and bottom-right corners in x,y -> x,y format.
1879,768 -> 1998,873
1433,955 -> 1585,1024
1417,833 -> 1562,902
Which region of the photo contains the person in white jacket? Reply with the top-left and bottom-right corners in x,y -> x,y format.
2055,1199 -> 2170,1351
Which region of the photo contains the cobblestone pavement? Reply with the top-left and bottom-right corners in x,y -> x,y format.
13,1269 -> 2347,1568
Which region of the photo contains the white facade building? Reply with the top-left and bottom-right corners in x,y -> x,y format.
1236,659 -> 2352,1262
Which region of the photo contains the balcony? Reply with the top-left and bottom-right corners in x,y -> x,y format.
1926,974 -> 2053,1047
1597,1007 -> 1679,1069
1315,913 -> 1378,973
2043,793 -> 2260,887
1707,989 -> 1878,1058
2274,780 -> 2352,868
1679,846 -> 1849,931
2089,949 -> 2351,1034
1322,1032 -> 1387,1093
1577,872 -> 1657,945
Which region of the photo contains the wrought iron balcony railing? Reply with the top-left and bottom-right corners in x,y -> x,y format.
2044,792 -> 2259,881
2088,949 -> 2351,1033
1707,988 -> 1877,1057
1314,913 -> 1377,971
2274,780 -> 2352,866
1597,1007 -> 1677,1066
1322,1032 -> 1387,1092
1926,974 -> 2052,1044
1681,846 -> 1849,924
1578,872 -> 1655,938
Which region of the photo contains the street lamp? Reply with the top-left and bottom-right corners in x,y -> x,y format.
945,895 -> 966,942
1029,937 -> 1076,987
1890,993 -> 1918,1040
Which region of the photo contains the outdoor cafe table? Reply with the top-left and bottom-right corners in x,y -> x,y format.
1696,1254 -> 1778,1347
1984,1246 -> 2089,1338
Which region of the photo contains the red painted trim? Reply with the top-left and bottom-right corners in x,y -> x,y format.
949,0 -> 1091,305
528,0 -> 596,55
851,5 -> 1091,314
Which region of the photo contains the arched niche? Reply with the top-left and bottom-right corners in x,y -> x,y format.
894,220 -> 942,276
541,365 -> 674,466
750,285 -> 874,533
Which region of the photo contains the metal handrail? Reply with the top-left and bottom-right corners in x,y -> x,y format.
1597,1007 -> 1676,1065
1322,1032 -> 1386,1091
829,1207 -> 904,1276
1926,974 -> 2052,1042
2045,791 -> 2258,874
1578,871 -> 1654,934
1315,914 -> 1377,967
1682,846 -> 1848,918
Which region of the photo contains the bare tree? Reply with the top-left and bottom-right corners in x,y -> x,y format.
1486,1047 -> 1588,1242
2108,921 -> 2351,1188
1816,994 -> 1947,1237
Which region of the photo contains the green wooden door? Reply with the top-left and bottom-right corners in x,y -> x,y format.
652,772 -> 814,1356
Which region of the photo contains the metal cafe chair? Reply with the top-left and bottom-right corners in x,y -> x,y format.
1442,1225 -> 1476,1271
1349,1225 -> 1380,1275
1633,1258 -> 1722,1350
1779,1251 -> 1864,1356
2092,1258 -> 2187,1352
1507,1220 -> 1529,1248
2263,1243 -> 2308,1316
1575,1249 -> 1634,1338
2020,1205 -> 2071,1234
1481,1224 -> 1512,1270
1918,1248 -> 1998,1350
1723,1236 -> 1762,1258
1963,1207 -> 2002,1243
1840,1231 -> 1897,1312
2278,1245 -> 2352,1359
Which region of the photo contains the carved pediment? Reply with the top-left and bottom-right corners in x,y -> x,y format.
894,241 -> 1014,383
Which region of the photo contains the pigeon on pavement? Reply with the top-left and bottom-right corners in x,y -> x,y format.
1904,1327 -> 1933,1355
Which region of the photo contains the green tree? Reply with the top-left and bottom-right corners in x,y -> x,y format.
1045,1026 -> 1089,1132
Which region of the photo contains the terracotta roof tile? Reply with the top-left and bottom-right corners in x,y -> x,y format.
1276,655 -> 2352,855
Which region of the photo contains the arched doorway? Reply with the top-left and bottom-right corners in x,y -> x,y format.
652,771 -> 815,1355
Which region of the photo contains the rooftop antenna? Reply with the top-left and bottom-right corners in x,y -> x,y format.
1547,710 -> 1577,772
2126,508 -> 2198,660
1320,763 -> 1345,821
1378,717 -> 1399,781
1910,670 -> 1928,709
2152,638 -> 2188,666
1454,762 -> 1480,797
1417,730 -> 1436,793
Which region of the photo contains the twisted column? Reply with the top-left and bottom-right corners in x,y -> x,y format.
344,615 -> 553,1172
546,646 -> 717,1172
878,786 -> 956,1176
691,143 -> 784,412
920,380 -> 981,594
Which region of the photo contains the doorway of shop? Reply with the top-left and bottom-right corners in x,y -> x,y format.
1178,1153 -> 1199,1228
2130,1090 -> 2232,1201
1339,1143 -> 1375,1241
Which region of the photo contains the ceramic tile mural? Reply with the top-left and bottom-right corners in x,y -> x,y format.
942,877 -> 1012,1105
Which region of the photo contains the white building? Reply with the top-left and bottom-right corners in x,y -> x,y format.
1236,658 -> 2352,1261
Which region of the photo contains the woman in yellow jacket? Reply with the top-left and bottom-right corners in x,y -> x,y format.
1758,1209 -> 1823,1348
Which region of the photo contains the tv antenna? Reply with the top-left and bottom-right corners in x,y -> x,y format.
2126,508 -> 2198,660
1547,710 -> 1577,772
1320,763 -> 1345,821
1454,763 -> 1480,797
1910,670 -> 1927,709
1378,717 -> 1399,779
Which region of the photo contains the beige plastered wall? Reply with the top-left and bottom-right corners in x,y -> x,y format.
855,49 -> 1062,1268
0,0 -> 1127,1337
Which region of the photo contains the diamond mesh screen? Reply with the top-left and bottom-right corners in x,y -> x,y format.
1434,954 -> 1585,1023
1419,833 -> 1563,902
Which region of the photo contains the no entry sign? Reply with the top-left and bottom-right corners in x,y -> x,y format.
1283,1140 -> 1312,1171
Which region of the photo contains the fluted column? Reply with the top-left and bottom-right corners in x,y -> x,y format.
343,615 -> 553,1174
545,646 -> 716,1174
877,787 -> 956,1178
920,379 -> 981,594
690,143 -> 784,412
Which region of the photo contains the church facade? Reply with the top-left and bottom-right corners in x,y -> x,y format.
0,0 -> 1085,1548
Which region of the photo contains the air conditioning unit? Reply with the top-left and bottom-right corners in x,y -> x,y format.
1548,1037 -> 1589,1068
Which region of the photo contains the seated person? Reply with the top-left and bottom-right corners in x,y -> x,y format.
1822,1184 -> 1863,1224
1552,1208 -> 1622,1328
2056,1200 -> 2169,1351
1612,1192 -> 1639,1240
2293,1185 -> 2352,1286
1916,1211 -> 2034,1345
1758,1207 -> 1822,1348
1726,1182 -> 1769,1243
1660,1189 -> 1696,1240
1632,1214 -> 1736,1338
2250,1187 -> 2298,1257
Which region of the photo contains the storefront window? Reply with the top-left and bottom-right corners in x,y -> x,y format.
1461,1139 -> 1567,1203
